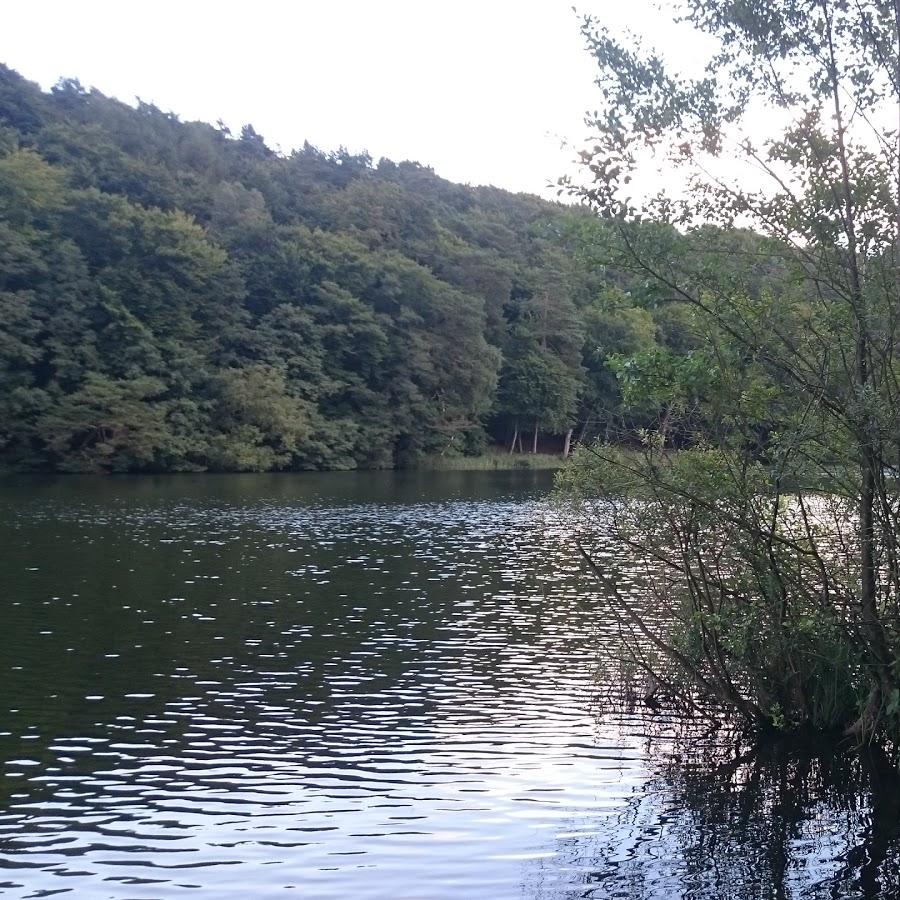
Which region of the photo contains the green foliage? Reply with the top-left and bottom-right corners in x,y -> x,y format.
3,63 -> 666,472
207,366 -> 313,472
36,374 -> 171,472
560,0 -> 900,740
0,61 -> 771,473
562,442 -> 871,732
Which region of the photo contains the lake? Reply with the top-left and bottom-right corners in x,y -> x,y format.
1,471 -> 898,899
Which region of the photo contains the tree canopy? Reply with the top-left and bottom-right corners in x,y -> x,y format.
0,64 -> 698,473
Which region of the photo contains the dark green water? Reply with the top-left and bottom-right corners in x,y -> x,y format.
0,471 -> 898,899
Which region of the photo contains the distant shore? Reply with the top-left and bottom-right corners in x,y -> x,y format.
417,452 -> 565,471
0,453 -> 569,476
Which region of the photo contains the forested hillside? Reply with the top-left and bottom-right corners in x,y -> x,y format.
0,63 -> 711,472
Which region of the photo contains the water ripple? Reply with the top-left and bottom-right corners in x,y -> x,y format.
0,472 -> 896,899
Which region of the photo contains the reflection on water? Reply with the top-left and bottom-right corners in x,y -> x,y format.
542,727 -> 900,899
0,471 -> 896,898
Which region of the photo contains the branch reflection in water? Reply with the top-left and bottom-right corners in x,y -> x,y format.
524,713 -> 900,899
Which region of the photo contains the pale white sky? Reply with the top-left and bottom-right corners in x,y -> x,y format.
2,1 -> 710,197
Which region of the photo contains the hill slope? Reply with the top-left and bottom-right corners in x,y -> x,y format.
0,65 -> 642,472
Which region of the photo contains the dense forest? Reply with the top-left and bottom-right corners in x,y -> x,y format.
0,63 -> 709,473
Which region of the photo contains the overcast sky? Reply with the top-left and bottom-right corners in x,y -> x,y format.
2,1 -> 708,197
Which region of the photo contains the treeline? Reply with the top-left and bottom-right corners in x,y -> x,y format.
1,63 -> 719,473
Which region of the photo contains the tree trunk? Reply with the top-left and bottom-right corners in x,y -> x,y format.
824,23 -> 895,705
562,428 -> 573,458
532,422 -> 539,454
509,422 -> 518,455
658,404 -> 671,446
578,415 -> 590,443
895,0 -> 900,238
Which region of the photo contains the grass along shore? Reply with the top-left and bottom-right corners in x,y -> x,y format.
417,452 -> 566,471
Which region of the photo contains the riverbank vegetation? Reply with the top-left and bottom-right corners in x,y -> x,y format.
559,0 -> 900,741
0,64 -> 703,474
418,451 -> 564,471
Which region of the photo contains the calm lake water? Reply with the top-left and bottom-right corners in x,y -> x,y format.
1,471 -> 899,899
